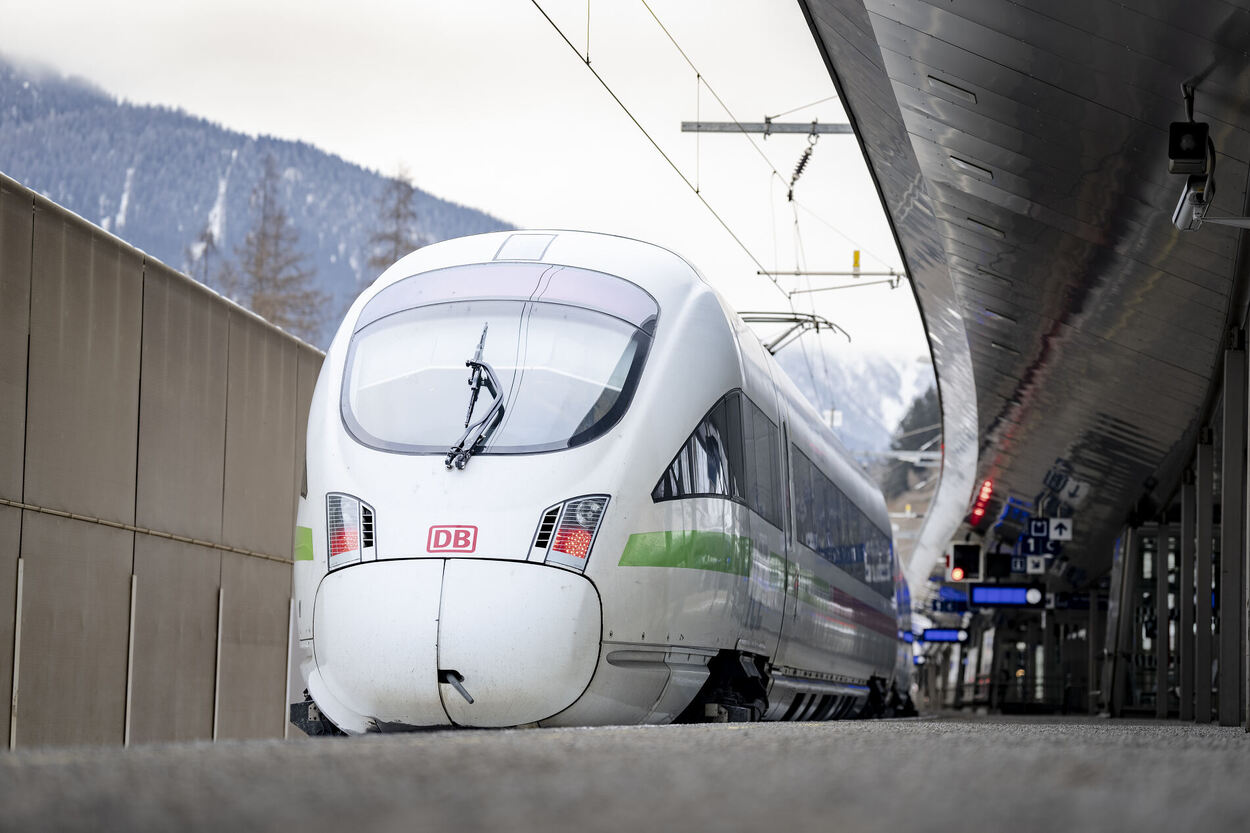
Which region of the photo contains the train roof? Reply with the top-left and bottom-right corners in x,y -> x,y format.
374,230 -> 709,316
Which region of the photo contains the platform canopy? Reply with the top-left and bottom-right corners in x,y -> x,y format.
801,0 -> 1250,587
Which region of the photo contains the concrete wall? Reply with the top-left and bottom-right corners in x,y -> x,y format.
0,172 -> 322,746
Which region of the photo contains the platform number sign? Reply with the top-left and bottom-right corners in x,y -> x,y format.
1019,535 -> 1061,557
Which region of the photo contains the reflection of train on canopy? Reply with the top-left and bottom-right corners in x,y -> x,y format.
290,230 -> 912,732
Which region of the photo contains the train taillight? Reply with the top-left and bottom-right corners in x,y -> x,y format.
327,492 -> 375,570
543,495 -> 609,572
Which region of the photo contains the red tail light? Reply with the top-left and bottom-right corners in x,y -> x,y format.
543,495 -> 609,572
552,528 -> 593,559
327,493 -> 374,570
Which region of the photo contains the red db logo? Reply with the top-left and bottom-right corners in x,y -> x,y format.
427,525 -> 478,553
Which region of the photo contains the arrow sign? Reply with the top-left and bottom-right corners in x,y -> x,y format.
1049,518 -> 1073,541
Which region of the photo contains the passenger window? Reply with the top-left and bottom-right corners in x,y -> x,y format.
742,398 -> 782,528
790,444 -> 893,598
652,391 -> 785,529
653,392 -> 743,501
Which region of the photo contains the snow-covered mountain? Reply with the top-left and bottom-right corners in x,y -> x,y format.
775,342 -> 935,454
0,55 -> 935,451
0,55 -> 512,347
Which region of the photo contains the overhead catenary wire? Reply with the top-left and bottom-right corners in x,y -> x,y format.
532,0 -> 907,395
636,0 -> 906,283
528,0 -> 782,294
792,202 -> 837,419
791,200 -> 899,272
635,0 -> 905,281
766,94 -> 839,121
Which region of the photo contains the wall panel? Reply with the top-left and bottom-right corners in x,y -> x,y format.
24,201 -> 142,524
0,505 -> 19,747
135,261 -> 229,543
293,347 -> 323,512
3,174 -> 314,746
15,511 -> 131,746
0,179 -> 31,502
129,536 -> 220,744
222,313 -> 298,558
216,552 -> 289,739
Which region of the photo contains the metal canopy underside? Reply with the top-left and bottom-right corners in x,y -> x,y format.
801,0 -> 1250,586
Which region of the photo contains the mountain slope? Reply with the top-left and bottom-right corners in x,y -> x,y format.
0,56 -> 512,346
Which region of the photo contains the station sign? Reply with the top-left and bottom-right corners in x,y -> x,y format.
922,628 -> 969,643
1049,518 -> 1073,541
1026,517 -> 1074,542
967,583 -> 1045,609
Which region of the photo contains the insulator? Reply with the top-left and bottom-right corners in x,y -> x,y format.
788,145 -> 814,201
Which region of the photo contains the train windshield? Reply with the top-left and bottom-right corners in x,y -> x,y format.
341,264 -> 657,455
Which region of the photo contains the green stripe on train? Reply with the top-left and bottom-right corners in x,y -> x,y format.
618,531 -> 753,576
294,526 -> 314,561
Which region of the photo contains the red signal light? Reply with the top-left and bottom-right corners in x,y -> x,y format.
950,566 -> 966,582
969,479 -> 994,528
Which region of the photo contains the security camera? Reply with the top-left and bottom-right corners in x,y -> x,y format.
1173,173 -> 1214,232
1169,121 -> 1210,174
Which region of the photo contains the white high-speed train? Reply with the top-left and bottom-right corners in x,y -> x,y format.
290,230 -> 912,733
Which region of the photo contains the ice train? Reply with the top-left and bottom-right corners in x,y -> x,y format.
290,230 -> 912,732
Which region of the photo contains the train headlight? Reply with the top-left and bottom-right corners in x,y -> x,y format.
539,494 -> 609,572
326,492 -> 376,571
573,498 -> 605,528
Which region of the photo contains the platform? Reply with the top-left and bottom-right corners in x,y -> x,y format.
2,714 -> 1247,831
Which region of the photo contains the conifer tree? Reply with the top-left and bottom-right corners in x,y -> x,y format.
368,165 -> 422,272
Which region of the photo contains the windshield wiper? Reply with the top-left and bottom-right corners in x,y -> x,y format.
445,323 -> 505,470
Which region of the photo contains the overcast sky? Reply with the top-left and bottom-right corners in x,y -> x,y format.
1,0 -> 930,359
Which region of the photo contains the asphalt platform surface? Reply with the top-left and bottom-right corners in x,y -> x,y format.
2,714 -> 1248,833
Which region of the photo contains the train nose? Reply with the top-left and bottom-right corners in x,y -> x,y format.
310,559 -> 602,731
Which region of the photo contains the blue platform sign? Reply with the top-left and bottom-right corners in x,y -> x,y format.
968,583 -> 1045,608
922,628 -> 968,643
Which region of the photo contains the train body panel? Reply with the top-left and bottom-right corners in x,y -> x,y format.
293,230 -> 911,732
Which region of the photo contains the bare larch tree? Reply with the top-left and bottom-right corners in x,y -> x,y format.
368,165 -> 422,272
229,154 -> 326,342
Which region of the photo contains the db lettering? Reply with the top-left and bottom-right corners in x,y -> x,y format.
427,525 -> 477,553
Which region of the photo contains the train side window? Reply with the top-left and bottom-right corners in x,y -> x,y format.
790,447 -> 814,549
742,397 -> 782,528
790,444 -> 892,597
652,392 -> 746,503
